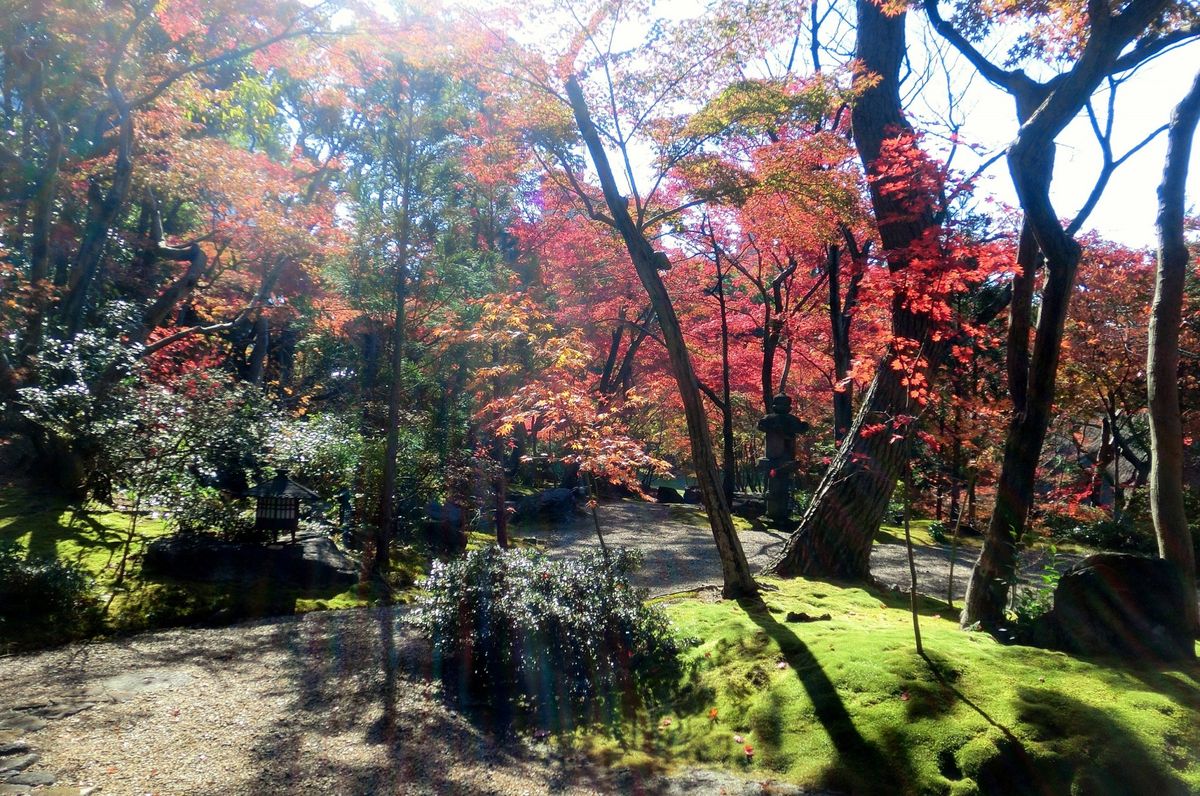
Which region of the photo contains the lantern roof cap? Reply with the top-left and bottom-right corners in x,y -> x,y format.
245,470 -> 320,500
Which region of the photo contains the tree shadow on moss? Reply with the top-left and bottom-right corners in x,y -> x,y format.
1007,686 -> 1191,796
739,596 -> 915,795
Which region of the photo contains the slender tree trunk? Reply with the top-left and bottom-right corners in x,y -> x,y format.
567,76 -> 757,598
17,64 -> 63,364
903,441 -> 923,656
597,314 -> 624,394
248,315 -> 269,385
1092,416 -> 1115,508
762,306 -> 781,413
767,0 -> 940,581
62,114 -> 134,335
1148,70 -> 1200,633
494,472 -> 509,549
715,243 -> 737,502
827,243 -> 858,444
373,229 -> 411,579
962,239 -> 1079,627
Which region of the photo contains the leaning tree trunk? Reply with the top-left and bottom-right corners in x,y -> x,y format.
766,0 -> 939,581
566,76 -> 757,598
1147,70 -> 1200,634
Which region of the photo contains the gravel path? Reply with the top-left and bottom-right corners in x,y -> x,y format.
518,499 -> 1083,604
0,607 -> 815,795
1,610 -> 612,795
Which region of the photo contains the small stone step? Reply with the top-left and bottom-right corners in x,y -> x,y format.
3,772 -> 54,787
0,754 -> 38,773
0,743 -> 28,758
0,715 -> 45,734
33,703 -> 94,720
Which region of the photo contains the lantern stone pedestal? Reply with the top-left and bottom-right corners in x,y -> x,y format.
757,395 -> 809,523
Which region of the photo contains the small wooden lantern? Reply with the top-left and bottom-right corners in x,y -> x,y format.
245,470 -> 320,543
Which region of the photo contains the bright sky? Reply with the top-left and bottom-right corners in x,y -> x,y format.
925,37 -> 1200,249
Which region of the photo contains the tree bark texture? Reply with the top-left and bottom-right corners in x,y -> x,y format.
767,0 -> 939,581
1148,69 -> 1200,633
566,75 -> 757,598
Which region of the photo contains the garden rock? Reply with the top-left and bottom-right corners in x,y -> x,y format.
656,486 -> 684,504
3,771 -> 54,787
683,486 -> 701,504
512,487 -> 586,523
143,533 -> 356,589
785,611 -> 831,623
0,716 -> 44,734
1023,553 -> 1195,662
732,498 -> 765,519
0,742 -> 28,758
421,503 -> 469,553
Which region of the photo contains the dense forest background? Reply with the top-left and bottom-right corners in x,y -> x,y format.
1,0 -> 1198,625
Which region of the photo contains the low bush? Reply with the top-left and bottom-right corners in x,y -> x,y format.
1040,507 -> 1155,554
0,539 -> 97,642
411,546 -> 687,731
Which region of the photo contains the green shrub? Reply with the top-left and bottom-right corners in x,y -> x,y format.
0,540 -> 96,641
412,546 -> 687,731
1010,545 -> 1063,626
928,520 -> 949,544
1042,509 -> 1155,554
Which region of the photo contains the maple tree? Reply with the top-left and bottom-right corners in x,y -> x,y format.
927,0 -> 1200,628
0,0 -> 342,495
766,0 -> 1011,580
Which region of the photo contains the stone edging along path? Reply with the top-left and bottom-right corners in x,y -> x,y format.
1,697 -> 97,795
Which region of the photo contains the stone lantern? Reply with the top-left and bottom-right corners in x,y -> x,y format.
245,470 -> 320,543
757,394 -> 810,522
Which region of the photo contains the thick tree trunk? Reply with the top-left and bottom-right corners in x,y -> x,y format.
1148,70 -> 1200,633
567,76 -> 757,598
767,0 -> 939,581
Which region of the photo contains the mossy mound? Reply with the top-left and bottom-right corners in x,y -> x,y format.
578,576 -> 1200,795
0,487 -> 369,647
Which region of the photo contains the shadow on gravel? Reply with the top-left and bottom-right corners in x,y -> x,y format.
230,608 -> 627,795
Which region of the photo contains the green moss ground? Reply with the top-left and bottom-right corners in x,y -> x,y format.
580,576 -> 1200,795
0,487 -> 368,645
